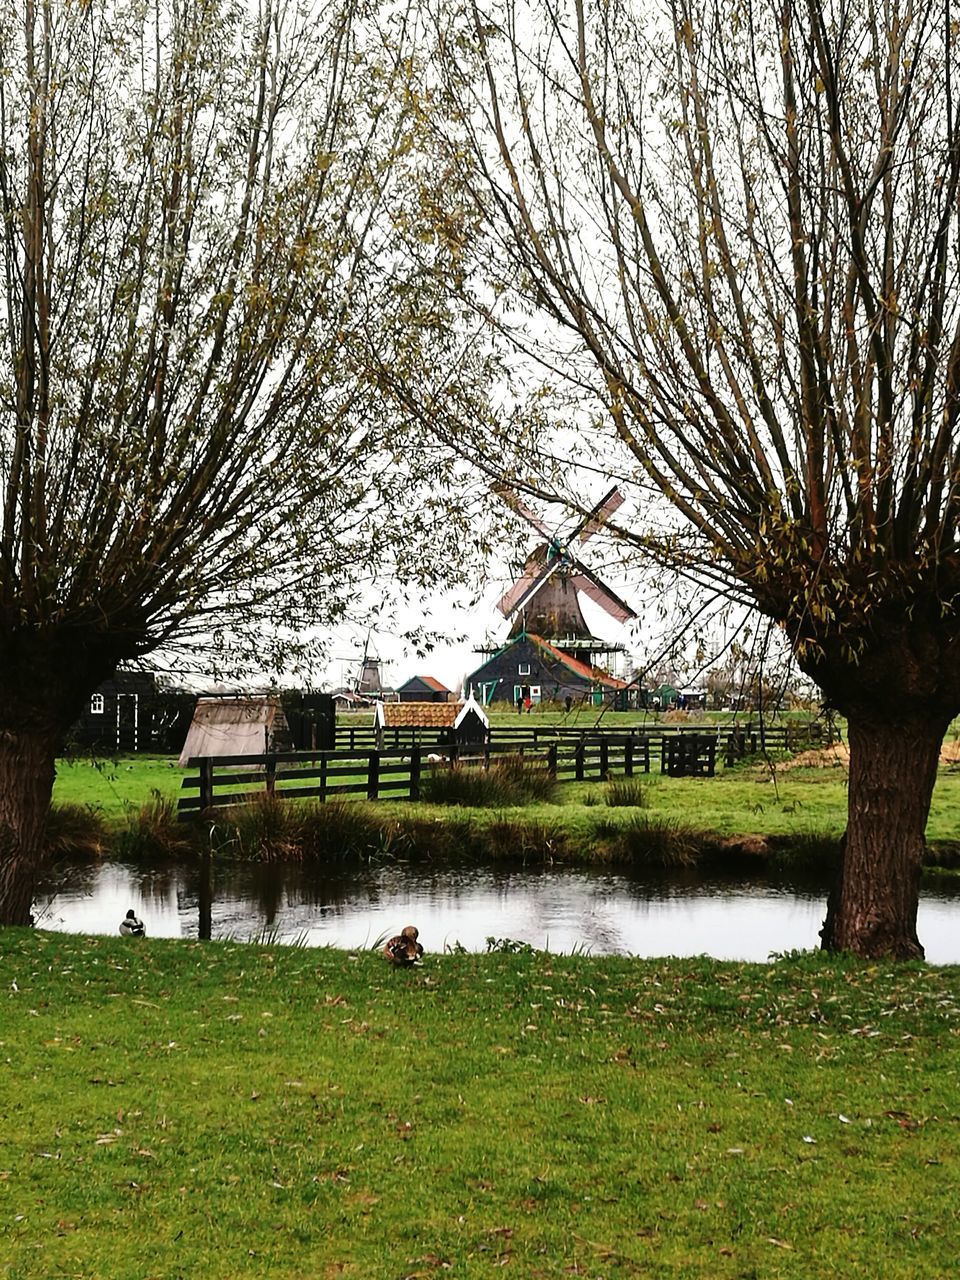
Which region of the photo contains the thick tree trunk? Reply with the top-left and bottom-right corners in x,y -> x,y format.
820,714 -> 947,960
0,722 -> 61,925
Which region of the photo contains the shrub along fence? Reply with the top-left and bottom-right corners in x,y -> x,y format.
178,721 -> 834,817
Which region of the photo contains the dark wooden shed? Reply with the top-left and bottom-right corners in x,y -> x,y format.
395,675 -> 456,703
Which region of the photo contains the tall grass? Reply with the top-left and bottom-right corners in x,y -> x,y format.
605,776 -> 649,807
44,803 -> 109,859
419,755 -> 557,806
114,792 -> 196,859
594,812 -> 700,867
206,795 -> 410,862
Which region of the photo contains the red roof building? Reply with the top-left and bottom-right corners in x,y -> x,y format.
466,632 -> 627,708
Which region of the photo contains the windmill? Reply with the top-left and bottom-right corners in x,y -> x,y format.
495,486 -> 636,659
355,631 -> 383,698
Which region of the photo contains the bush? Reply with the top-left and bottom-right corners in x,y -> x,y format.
420,756 -> 557,807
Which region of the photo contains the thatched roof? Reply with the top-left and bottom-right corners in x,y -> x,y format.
177,695 -> 288,765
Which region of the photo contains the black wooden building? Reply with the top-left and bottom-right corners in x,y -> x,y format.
68,672 -> 194,754
395,675 -> 456,703
466,632 -> 628,709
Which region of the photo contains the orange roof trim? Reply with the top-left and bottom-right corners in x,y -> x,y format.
527,634 -> 627,688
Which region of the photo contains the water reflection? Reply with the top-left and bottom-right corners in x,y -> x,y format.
33,856 -> 960,964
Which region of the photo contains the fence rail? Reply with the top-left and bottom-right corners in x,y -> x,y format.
333,719 -> 830,760
178,719 -> 833,816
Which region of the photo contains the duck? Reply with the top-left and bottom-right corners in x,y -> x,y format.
119,908 -> 146,938
382,924 -> 424,967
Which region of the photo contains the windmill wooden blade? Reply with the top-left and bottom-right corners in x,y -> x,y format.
497,567 -> 543,617
498,556 -> 563,618
569,567 -> 636,624
575,487 -> 624,543
493,484 -> 553,539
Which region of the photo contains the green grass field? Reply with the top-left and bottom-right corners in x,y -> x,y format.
1,931 -> 958,1278
50,750 -> 960,852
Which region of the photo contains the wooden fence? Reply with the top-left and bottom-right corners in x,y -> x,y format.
178,721 -> 833,817
334,719 -> 829,760
179,737 -> 655,817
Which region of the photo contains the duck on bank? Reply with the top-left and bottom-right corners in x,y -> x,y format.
119,909 -> 145,937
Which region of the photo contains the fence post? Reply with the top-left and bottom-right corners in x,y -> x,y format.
547,742 -> 558,779
409,746 -> 422,801
624,738 -> 634,777
575,739 -> 586,782
319,754 -> 328,802
265,755 -> 277,796
367,752 -> 380,801
599,739 -> 610,781
199,758 -> 214,811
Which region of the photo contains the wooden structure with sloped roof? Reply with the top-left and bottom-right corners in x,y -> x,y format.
466,632 -> 629,709
374,695 -> 488,748
395,675 -> 456,703
177,695 -> 291,766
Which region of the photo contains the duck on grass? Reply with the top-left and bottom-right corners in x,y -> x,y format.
119,908 -> 145,937
382,924 -> 424,967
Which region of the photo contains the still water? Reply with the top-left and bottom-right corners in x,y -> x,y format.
33,856 -> 960,964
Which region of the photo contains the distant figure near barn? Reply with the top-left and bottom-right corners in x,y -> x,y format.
119,909 -> 145,938
382,925 -> 424,967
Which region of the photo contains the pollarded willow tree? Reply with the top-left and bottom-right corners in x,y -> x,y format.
434,0 -> 960,957
0,0 -> 491,925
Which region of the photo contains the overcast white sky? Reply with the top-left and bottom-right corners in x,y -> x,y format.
323,574 -> 642,695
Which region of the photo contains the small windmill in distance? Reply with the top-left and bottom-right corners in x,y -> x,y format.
355,631 -> 384,698
494,485 -> 636,660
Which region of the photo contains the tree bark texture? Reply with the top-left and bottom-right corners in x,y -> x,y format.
0,630 -> 119,924
820,715 -> 946,960
0,722 -> 60,926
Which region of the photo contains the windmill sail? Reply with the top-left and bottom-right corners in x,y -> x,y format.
569,569 -> 636,625
495,486 -> 634,640
577,487 -> 624,542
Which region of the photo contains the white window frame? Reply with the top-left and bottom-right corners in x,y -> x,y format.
518,662 -> 531,676
90,693 -> 105,715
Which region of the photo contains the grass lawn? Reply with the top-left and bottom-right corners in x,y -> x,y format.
1,931 -> 958,1278
53,756 -> 185,815
51,751 -> 960,852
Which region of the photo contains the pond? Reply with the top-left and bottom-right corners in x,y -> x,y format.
33,855 -> 960,963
